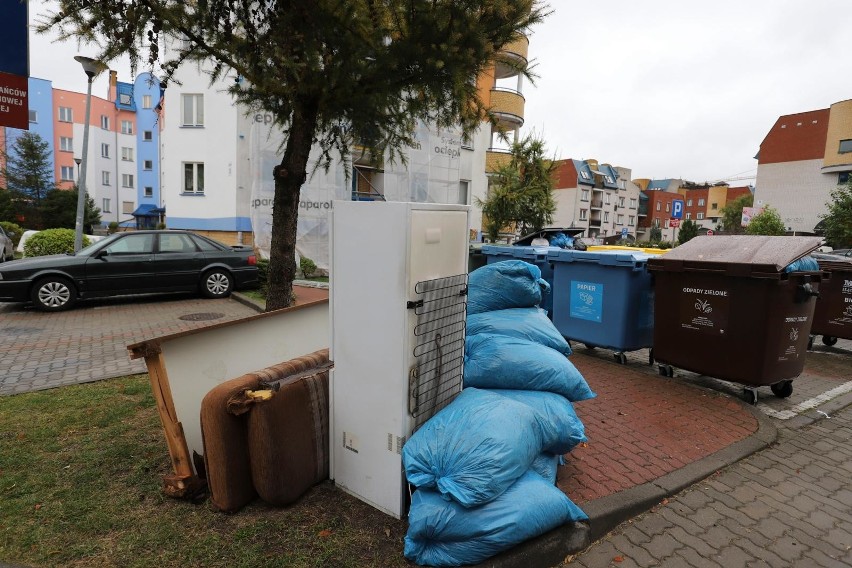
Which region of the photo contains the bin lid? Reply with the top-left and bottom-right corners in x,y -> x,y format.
514,227 -> 585,246
482,245 -> 551,259
646,235 -> 822,275
547,248 -> 655,266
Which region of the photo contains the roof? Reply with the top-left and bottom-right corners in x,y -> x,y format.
131,204 -> 165,217
115,81 -> 137,112
758,108 -> 829,164
551,159 -> 578,189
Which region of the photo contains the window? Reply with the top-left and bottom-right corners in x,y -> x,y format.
579,170 -> 591,181
697,212 -> 704,220
119,93 -> 132,106
618,197 -> 625,207
579,209 -> 588,221
144,186 -> 153,197
102,171 -> 111,185
698,198 -> 706,206
181,94 -> 204,127
604,212 -> 610,222
122,201 -> 135,214
143,130 -> 153,141
121,147 -> 133,161
581,189 -> 590,201
101,143 -> 110,158
840,172 -> 851,185
686,212 -> 692,220
656,202 -> 661,211
102,198 -> 111,213
687,199 -> 693,206
604,193 -> 611,205
838,139 -> 852,153
60,166 -> 75,181
142,95 -> 152,109
143,160 -> 153,170
159,233 -> 197,253
121,120 -> 133,134
711,203 -> 718,210
665,203 -> 670,212
458,180 -> 469,205
59,107 -> 72,122
60,137 -> 73,152
191,235 -> 223,252
629,216 -> 635,226
105,233 -> 154,254
183,162 -> 204,193
101,115 -> 110,130
122,174 -> 134,188
605,175 -> 615,184
617,214 -> 624,224
29,110 -> 37,122
630,198 -> 637,208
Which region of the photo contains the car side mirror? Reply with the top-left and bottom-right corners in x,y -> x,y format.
96,249 -> 110,259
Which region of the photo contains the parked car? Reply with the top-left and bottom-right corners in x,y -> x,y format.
0,226 -> 14,262
0,230 -> 259,311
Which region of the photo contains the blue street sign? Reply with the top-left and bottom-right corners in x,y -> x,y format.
672,199 -> 684,219
621,227 -> 628,238
0,0 -> 29,77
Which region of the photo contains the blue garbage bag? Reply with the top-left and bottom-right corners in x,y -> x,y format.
466,307 -> 572,356
530,452 -> 559,485
404,471 -> 588,567
784,256 -> 820,272
465,334 -> 595,401
549,232 -> 574,249
467,260 -> 550,315
489,389 -> 587,455
402,388 -> 543,507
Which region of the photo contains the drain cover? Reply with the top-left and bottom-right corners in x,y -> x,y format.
179,312 -> 226,322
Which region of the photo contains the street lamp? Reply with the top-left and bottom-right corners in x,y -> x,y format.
73,55 -> 106,252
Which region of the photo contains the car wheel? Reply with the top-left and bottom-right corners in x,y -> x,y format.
201,269 -> 233,298
31,277 -> 77,311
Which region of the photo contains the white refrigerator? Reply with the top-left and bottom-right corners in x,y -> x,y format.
329,201 -> 470,518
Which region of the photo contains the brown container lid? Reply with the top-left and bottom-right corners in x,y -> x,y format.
647,235 -> 823,276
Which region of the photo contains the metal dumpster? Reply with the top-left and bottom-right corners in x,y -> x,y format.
647,235 -> 823,405
547,249 -> 658,364
809,257 -> 852,348
482,245 -> 554,316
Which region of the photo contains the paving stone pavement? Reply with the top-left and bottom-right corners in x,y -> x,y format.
567,402 -> 852,567
0,294 -> 258,395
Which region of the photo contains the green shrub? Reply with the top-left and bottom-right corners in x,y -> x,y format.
23,229 -> 90,257
156,222 -> 166,230
0,221 -> 25,247
256,258 -> 270,292
107,221 -> 119,234
300,256 -> 317,278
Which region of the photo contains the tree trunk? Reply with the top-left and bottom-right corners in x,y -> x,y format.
265,98 -> 320,312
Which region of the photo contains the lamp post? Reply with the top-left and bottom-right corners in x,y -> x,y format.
73,56 -> 105,252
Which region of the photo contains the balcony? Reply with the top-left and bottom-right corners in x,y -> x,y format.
493,36 -> 529,79
588,219 -> 602,228
590,199 -> 603,209
490,88 -> 525,129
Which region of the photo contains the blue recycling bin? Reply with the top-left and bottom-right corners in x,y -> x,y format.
547,249 -> 657,364
482,245 -> 554,316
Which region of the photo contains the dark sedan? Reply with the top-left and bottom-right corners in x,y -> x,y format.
0,230 -> 259,311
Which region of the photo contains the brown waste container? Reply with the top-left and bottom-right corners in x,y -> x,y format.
809,258 -> 852,347
647,235 -> 823,405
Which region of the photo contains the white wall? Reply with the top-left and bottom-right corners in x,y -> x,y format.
754,159 -> 838,233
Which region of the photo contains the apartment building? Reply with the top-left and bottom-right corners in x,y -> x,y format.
550,158 -> 644,241
677,183 -> 753,229
754,99 -> 852,234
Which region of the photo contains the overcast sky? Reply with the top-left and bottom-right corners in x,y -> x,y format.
29,0 -> 852,184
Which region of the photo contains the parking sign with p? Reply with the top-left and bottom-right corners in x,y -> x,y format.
672,200 -> 684,219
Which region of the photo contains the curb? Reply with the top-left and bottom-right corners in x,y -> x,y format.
230,291 -> 265,313
582,400 -> 777,543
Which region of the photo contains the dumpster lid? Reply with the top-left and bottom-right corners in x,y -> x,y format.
482,244 -> 551,259
647,235 -> 822,274
548,248 -> 655,266
514,227 -> 585,246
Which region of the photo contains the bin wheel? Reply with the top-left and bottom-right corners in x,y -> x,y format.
584,344 -> 596,350
770,381 -> 793,399
743,388 -> 758,406
658,364 -> 674,377
614,352 -> 627,365
807,336 -> 815,350
822,336 -> 838,347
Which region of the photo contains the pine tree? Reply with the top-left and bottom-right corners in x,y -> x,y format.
2,131 -> 55,206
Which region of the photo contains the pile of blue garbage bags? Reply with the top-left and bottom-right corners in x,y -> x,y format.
403,260 -> 596,566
